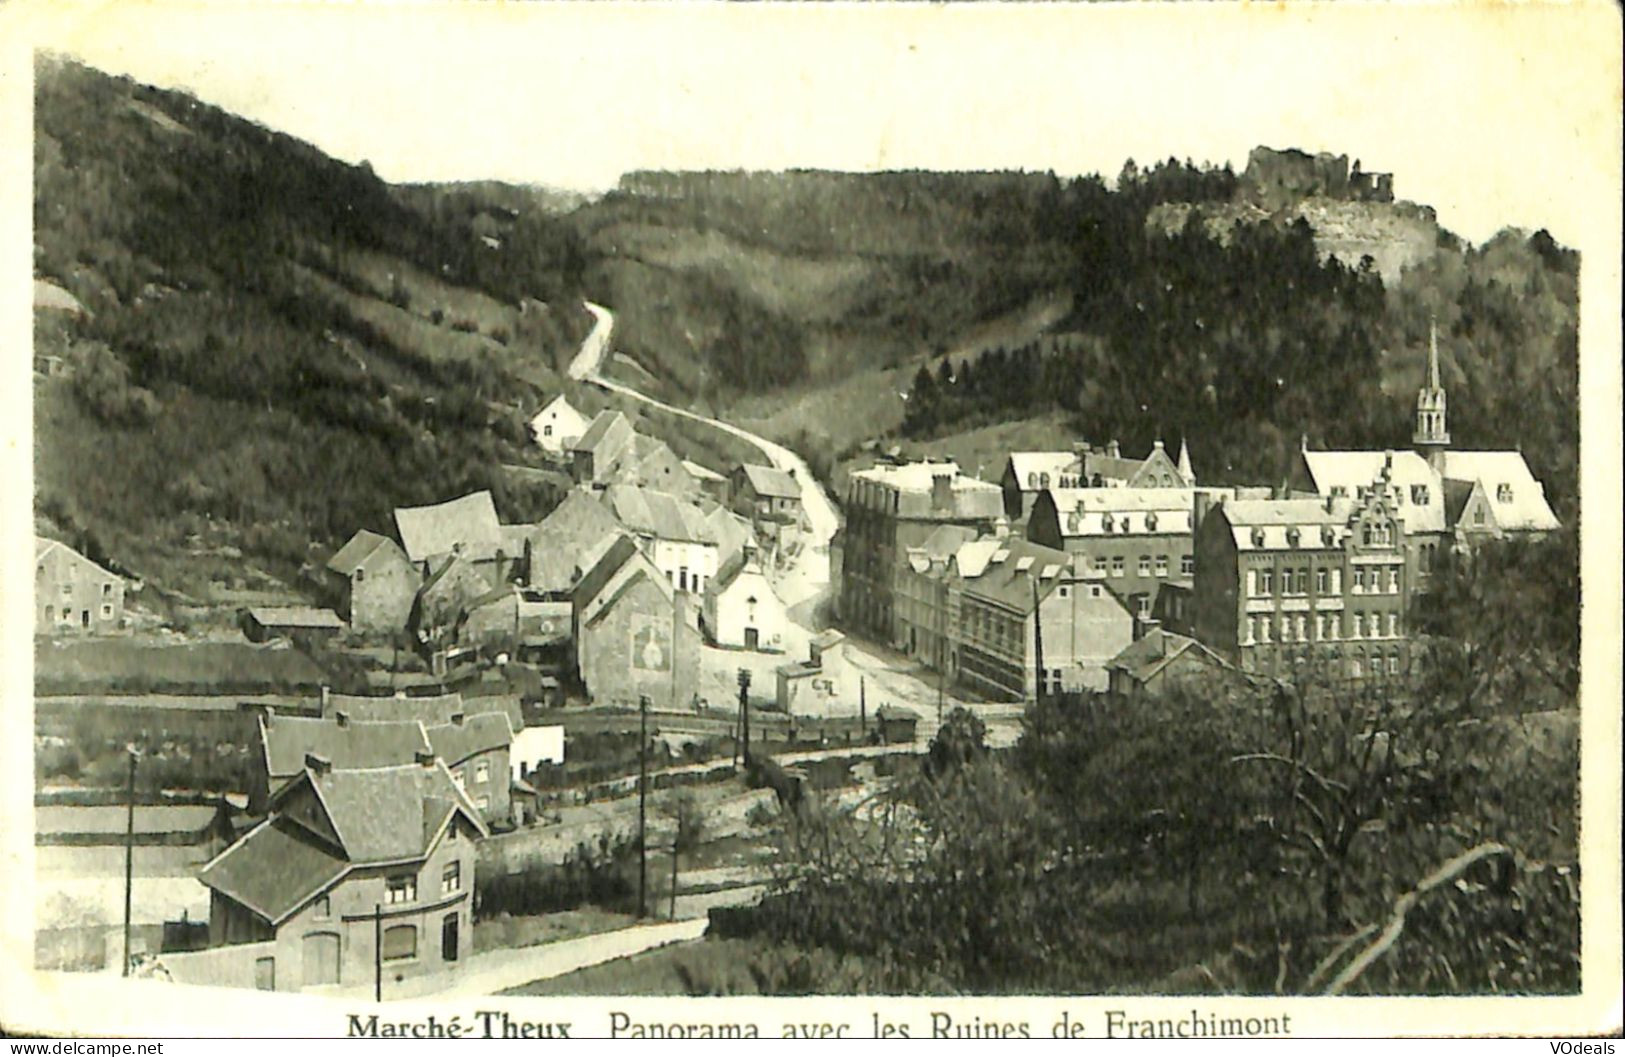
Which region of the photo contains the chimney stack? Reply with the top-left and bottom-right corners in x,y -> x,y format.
931,472 -> 953,511
335,711 -> 349,728
262,706 -> 275,728
993,515 -> 1011,539
305,752 -> 331,776
1106,440 -> 1121,459
320,685 -> 330,713
1325,494 -> 1336,514
415,750 -> 437,768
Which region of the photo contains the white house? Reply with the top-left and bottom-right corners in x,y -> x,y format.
601,485 -> 720,594
530,395 -> 590,454
701,547 -> 789,651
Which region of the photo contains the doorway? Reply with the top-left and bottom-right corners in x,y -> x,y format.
441,913 -> 459,962
301,931 -> 340,986
744,627 -> 759,649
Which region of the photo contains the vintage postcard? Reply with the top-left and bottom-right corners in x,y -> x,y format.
0,0 -> 1620,1041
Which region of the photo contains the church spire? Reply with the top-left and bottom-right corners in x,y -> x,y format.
1177,437 -> 1195,486
1413,316 -> 1450,461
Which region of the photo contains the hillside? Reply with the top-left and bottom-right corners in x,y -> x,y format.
33,57 -> 592,602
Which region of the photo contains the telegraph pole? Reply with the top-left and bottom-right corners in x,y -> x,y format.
1032,580 -> 1046,708
122,747 -> 138,977
637,694 -> 649,919
859,676 -> 867,738
736,669 -> 752,768
373,904 -> 383,1002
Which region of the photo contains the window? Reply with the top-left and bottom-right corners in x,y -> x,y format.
1138,555 -> 1151,577
102,583 -> 112,598
354,567 -> 365,583
1315,568 -> 1329,593
1473,506 -> 1486,526
1387,568 -> 1399,594
1497,483 -> 1513,503
382,924 -> 417,962
1136,595 -> 1152,618
1297,615 -> 1308,642
1280,617 -> 1293,643
313,895 -> 330,919
1155,555 -> 1168,577
386,875 -> 416,905
1286,527 -> 1301,548
1259,570 -> 1274,595
1111,557 -> 1125,578
61,583 -> 72,597
447,821 -> 458,843
1281,568 -> 1295,595
1182,554 -> 1194,577
1259,616 -> 1271,643
1411,484 -> 1430,505
1368,613 -> 1381,638
1353,568 -> 1365,594
474,762 -> 489,784
442,862 -> 461,896
100,604 -> 113,619
1088,585 -> 1102,598
454,768 -> 467,788
1387,613 -> 1399,638
1058,587 -> 1069,598
543,424 -> 553,437
476,796 -> 489,812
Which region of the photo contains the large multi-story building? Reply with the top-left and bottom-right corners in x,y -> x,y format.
839,461 -> 1003,642
1000,438 -> 1194,522
1025,488 -> 1198,623
1190,463 -> 1413,681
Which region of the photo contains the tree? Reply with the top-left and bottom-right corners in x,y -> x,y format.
926,706 -> 986,777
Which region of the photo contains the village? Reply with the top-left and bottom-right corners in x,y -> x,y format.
33,296 -> 1562,997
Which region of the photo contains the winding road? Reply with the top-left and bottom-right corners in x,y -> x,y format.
572,301 -> 841,606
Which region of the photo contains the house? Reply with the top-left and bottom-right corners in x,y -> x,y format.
241,607 -> 345,645
568,410 -> 636,486
951,536 -> 1134,700
1001,439 -> 1195,521
197,756 -> 487,991
841,461 -> 1004,643
600,484 -> 720,594
1435,451 -> 1561,544
729,463 -> 802,525
701,546 -> 789,651
35,537 -> 124,635
410,554 -> 493,658
530,394 -> 590,454
874,705 -> 918,745
1190,471 -> 1413,681
394,491 -> 509,584
1290,448 -> 1448,584
324,530 -> 420,637
571,534 -> 702,709
1106,627 -> 1238,699
1026,488 -> 1198,624
522,488 -> 628,595
248,710 -> 432,815
426,712 -> 516,826
461,585 -> 571,653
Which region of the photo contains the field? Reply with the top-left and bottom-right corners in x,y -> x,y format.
35,639 -> 329,696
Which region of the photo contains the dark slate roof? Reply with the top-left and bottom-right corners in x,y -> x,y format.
323,691 -> 464,724
570,533 -> 645,611
956,536 -> 1076,613
425,713 -> 515,768
325,530 -> 409,576
301,761 -> 486,863
527,490 -> 627,593
261,715 -> 432,780
198,817 -> 349,925
571,410 -> 634,459
738,463 -> 799,500
394,491 -> 503,563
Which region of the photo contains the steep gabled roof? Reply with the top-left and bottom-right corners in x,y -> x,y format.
394,491 -> 503,563
1107,628 -> 1231,684
956,537 -> 1077,613
570,533 -> 648,612
425,712 -> 515,768
738,463 -> 799,500
292,760 -> 488,863
1005,453 -> 1076,488
1302,450 -> 1446,534
34,536 -> 119,580
526,489 -> 628,593
570,410 -> 634,460
197,818 -> 350,926
325,529 -> 410,576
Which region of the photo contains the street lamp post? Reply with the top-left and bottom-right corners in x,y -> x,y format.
122,746 -> 139,977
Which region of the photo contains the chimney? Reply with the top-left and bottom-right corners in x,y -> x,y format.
1193,491 -> 1214,531
335,711 -> 349,728
305,752 -> 331,776
320,685 -> 330,712
931,472 -> 954,511
451,712 -> 465,727
415,750 -> 437,768
1325,494 -> 1336,514
1106,440 -> 1121,459
262,706 -> 275,728
993,515 -> 1011,539
1072,441 -> 1092,458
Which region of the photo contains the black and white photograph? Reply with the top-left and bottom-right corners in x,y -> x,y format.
1,0 -> 1619,1040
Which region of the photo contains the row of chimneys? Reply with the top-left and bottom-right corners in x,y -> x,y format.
302,748 -> 438,775
1072,440 -> 1125,459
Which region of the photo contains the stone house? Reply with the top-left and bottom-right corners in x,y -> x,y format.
600,484 -> 720,594
35,537 -> 124,635
410,555 -> 493,657
425,711 -> 515,826
521,488 -> 628,596
1105,627 -> 1238,699
729,464 -> 802,524
571,534 -> 702,710
568,410 -> 636,487
1026,487 -> 1199,624
248,710 -> 432,816
1000,439 -> 1195,522
394,491 -> 512,587
198,757 -> 487,992
324,530 -> 420,637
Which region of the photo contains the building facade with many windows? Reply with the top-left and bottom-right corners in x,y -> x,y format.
1190,470 -> 1413,680
1025,488 -> 1199,624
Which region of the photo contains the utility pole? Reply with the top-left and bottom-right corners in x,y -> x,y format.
859,676 -> 867,738
373,904 -> 383,1002
670,836 -> 679,921
1032,580 -> 1046,708
122,747 -> 138,978
637,694 -> 649,919
936,638 -> 945,728
737,669 -> 752,768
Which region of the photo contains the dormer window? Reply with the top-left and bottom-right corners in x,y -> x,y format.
1321,526 -> 1336,546
1102,514 -> 1115,533
1145,512 -> 1159,531
1251,528 -> 1266,548
1410,484 -> 1429,505
1496,483 -> 1513,503
1286,527 -> 1301,548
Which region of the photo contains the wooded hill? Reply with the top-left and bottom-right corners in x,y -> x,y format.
33,57 -> 591,598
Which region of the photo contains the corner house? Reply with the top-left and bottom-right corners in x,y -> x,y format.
196,754 -> 486,992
